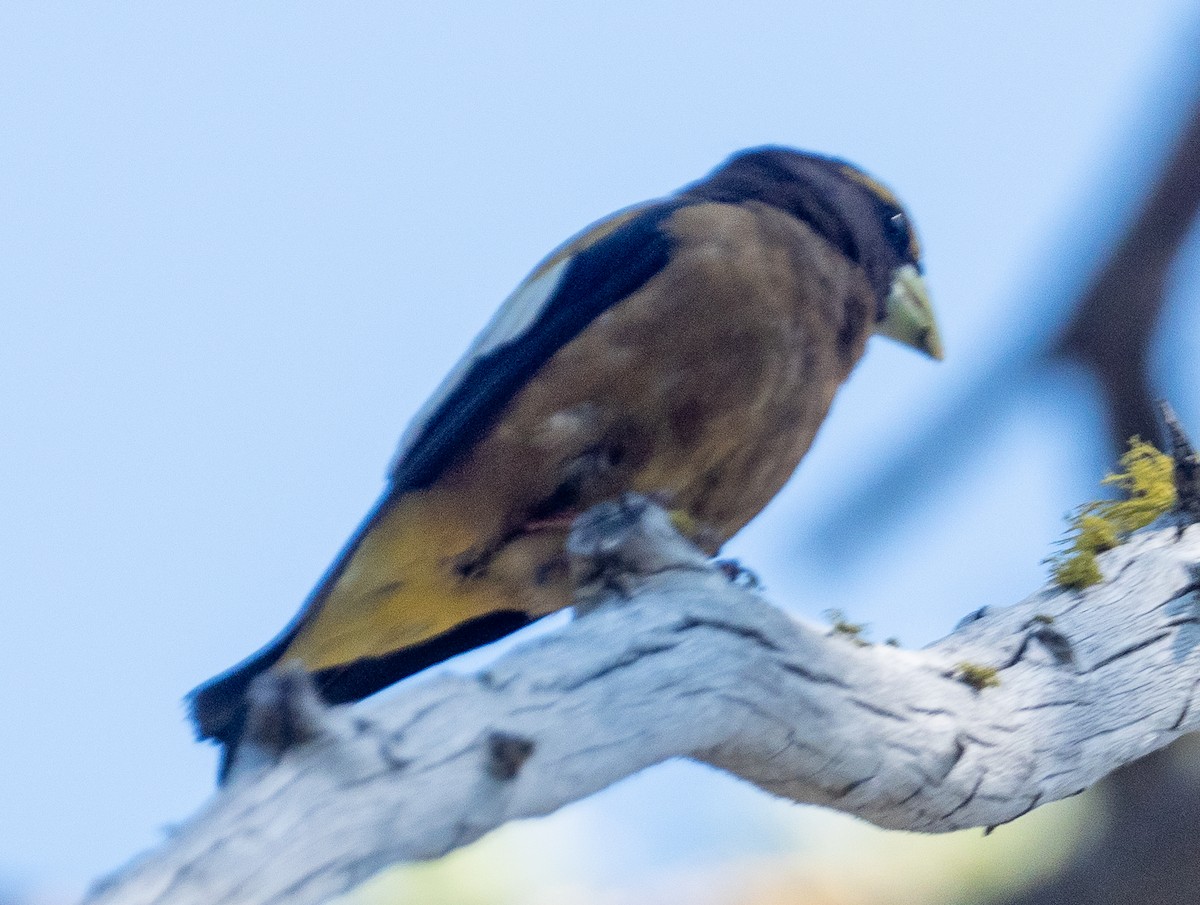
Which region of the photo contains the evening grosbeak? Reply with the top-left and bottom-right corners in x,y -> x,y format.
190,146 -> 943,773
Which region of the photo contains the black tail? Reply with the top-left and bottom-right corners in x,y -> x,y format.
188,626 -> 298,781
188,609 -> 536,781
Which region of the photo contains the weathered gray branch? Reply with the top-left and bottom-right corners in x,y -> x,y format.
87,496 -> 1200,905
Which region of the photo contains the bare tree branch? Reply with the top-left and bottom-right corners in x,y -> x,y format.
86,496 -> 1200,905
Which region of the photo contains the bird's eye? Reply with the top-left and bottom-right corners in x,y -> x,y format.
884,209 -> 921,266
885,212 -> 910,256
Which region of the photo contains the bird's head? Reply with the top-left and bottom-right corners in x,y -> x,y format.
686,146 -> 943,361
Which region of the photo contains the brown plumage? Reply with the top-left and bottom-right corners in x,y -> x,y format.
190,146 -> 942,776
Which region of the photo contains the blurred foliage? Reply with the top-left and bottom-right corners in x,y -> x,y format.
729,797 -> 1101,905
340,782 -> 1099,905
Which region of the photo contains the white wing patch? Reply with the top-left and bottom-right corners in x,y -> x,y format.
389,256 -> 571,472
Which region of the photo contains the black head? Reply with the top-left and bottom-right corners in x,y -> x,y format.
683,146 -> 941,359
682,146 -> 921,311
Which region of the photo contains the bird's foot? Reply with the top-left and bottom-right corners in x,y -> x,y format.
714,558 -> 761,589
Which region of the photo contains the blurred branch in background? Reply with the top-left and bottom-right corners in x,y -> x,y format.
1052,90 -> 1200,448
803,44 -> 1200,568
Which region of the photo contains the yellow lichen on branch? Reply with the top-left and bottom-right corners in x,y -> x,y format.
1050,438 -> 1176,589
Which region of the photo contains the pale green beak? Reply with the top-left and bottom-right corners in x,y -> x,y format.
875,264 -> 944,360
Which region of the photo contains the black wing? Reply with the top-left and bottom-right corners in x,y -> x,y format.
392,200 -> 682,491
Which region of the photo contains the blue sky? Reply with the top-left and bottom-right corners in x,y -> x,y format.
2,3 -> 1199,899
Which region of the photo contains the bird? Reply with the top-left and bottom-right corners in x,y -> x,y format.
190,145 -> 943,774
